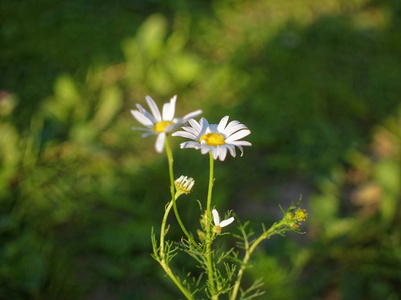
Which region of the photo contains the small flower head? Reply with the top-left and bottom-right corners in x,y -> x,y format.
295,208 -> 308,222
212,209 -> 234,234
131,95 -> 202,153
285,207 -> 307,230
175,175 -> 195,195
172,116 -> 251,161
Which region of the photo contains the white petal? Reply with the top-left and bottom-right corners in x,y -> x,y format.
224,120 -> 239,129
172,117 -> 182,125
218,146 -> 228,161
131,126 -> 153,131
212,209 -> 220,226
209,124 -> 219,133
180,126 -> 195,132
224,122 -> 248,137
170,95 -> 177,112
131,110 -> 154,127
162,96 -> 176,121
178,126 -> 200,136
236,144 -> 244,156
145,95 -> 162,122
162,102 -> 171,121
155,132 -> 166,153
199,118 -> 210,132
201,145 -> 211,154
230,141 -> 251,156
220,217 -> 234,227
172,131 -> 197,140
180,141 -> 201,149
136,104 -> 157,124
217,116 -> 229,132
211,147 -> 219,159
182,110 -> 202,122
225,129 -> 251,143
230,141 -> 252,146
142,131 -> 157,138
226,144 -> 236,157
188,119 -> 202,133
165,122 -> 181,133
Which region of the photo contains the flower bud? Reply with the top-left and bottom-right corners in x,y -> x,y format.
295,208 -> 308,222
175,176 -> 195,195
289,222 -> 300,230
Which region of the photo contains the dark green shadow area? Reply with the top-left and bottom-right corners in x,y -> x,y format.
0,0 -> 212,126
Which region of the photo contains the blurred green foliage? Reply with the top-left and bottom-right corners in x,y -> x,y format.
1,0 -> 401,299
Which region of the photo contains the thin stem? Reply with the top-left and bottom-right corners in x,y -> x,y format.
164,136 -> 176,202
157,199 -> 192,299
154,137 -> 193,300
159,259 -> 194,300
158,200 -> 193,299
205,152 -> 216,296
164,136 -> 200,250
230,225 -> 250,300
159,200 -> 174,259
230,221 -> 284,300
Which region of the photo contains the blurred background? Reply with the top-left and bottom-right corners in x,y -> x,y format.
1,0 -> 401,299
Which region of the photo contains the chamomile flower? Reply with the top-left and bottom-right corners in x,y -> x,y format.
172,116 -> 251,161
212,209 -> 234,234
131,95 -> 202,153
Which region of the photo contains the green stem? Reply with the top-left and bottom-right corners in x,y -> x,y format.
164,136 -> 176,203
159,258 -> 193,300
164,136 -> 199,250
158,199 -> 192,299
205,152 -> 216,296
159,200 -> 174,259
158,198 -> 193,299
155,138 -> 193,300
230,221 -> 284,300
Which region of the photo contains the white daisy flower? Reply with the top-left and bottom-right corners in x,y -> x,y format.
172,116 -> 251,161
212,209 -> 234,234
131,95 -> 202,153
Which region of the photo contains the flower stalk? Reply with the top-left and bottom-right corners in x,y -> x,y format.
205,152 -> 216,296
156,200 -> 193,300
165,137 -> 200,250
230,221 -> 283,300
230,202 -> 307,300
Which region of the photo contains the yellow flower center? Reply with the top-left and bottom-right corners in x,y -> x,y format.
295,209 -> 308,222
199,133 -> 225,146
154,121 -> 174,133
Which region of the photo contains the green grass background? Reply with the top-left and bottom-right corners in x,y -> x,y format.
1,0 -> 401,299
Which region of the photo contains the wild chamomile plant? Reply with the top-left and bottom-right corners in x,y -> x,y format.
131,95 -> 307,300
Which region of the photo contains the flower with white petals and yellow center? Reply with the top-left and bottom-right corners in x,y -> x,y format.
212,209 -> 234,234
130,95 -> 202,153
172,116 -> 251,161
